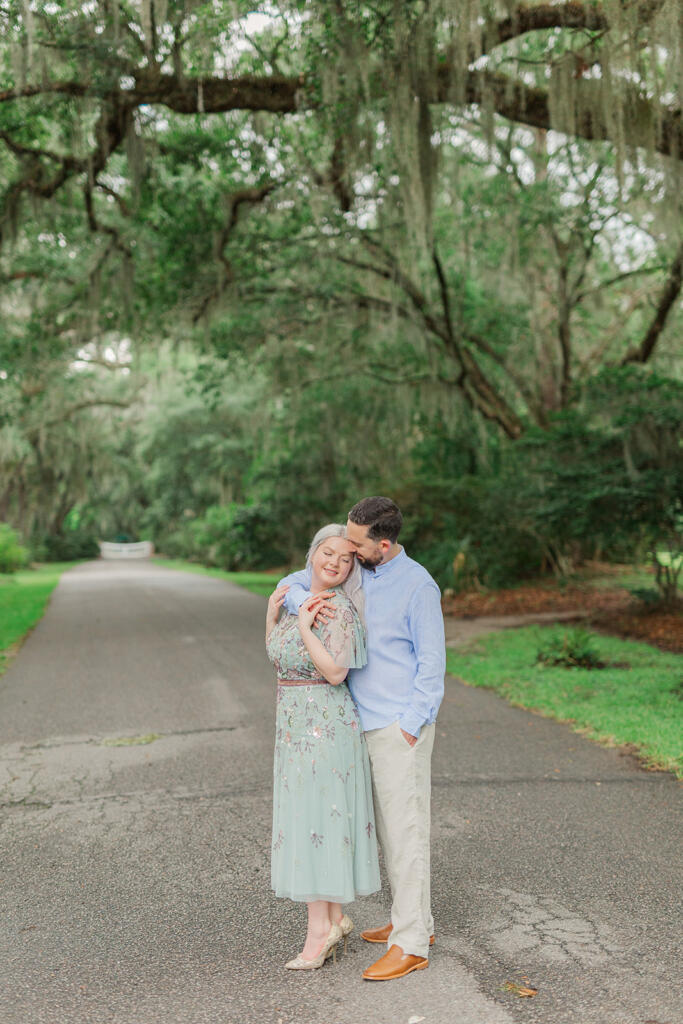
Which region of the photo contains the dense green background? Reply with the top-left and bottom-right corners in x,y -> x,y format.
1,2 -> 681,595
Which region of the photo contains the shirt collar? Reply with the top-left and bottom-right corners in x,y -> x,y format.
363,546 -> 407,578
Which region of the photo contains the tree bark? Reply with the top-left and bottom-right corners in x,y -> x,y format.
2,57 -> 679,160
443,70 -> 681,161
491,1 -> 664,47
621,242 -> 683,364
131,69 -> 303,114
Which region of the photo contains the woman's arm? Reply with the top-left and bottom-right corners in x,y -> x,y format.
266,584 -> 289,641
297,595 -> 347,686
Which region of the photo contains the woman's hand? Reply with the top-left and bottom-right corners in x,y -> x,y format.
298,593 -> 331,632
266,584 -> 289,638
297,593 -> 347,686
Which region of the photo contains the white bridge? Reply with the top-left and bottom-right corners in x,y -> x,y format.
98,541 -> 154,560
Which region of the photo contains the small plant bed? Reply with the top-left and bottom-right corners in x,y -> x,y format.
0,563 -> 77,677
442,564 -> 682,654
446,626 -> 682,778
442,580 -> 631,618
591,604 -> 683,655
535,627 -> 615,669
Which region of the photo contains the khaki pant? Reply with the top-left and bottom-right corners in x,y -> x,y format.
364,719 -> 435,959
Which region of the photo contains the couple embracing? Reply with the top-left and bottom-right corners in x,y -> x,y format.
265,496 -> 446,980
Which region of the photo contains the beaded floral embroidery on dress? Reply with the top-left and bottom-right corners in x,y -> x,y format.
267,588 -> 380,903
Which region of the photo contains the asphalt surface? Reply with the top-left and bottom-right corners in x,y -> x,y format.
1,560 -> 681,1024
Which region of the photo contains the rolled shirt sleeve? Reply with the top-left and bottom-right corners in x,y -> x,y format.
398,583 -> 446,738
277,568 -> 312,614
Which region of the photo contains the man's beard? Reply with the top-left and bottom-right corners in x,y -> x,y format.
357,551 -> 383,569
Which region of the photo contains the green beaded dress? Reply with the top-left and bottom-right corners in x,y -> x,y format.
266,589 -> 380,903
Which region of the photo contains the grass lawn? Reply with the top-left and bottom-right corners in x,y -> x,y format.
152,557 -> 280,597
0,563 -> 77,677
585,566 -> 655,591
447,626 -> 682,778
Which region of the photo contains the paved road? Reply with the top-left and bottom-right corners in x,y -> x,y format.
1,561 -> 681,1024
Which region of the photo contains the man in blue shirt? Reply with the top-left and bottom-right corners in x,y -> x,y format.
280,496 -> 445,980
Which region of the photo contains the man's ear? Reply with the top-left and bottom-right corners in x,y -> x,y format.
380,539 -> 391,553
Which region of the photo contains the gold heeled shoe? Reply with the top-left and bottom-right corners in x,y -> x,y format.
285,922 -> 342,970
338,914 -> 354,953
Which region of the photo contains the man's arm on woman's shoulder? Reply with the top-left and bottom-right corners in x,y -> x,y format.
277,567 -> 312,614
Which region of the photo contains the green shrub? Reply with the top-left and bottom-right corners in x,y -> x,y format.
38,531 -> 100,561
536,627 -> 604,669
628,586 -> 662,609
409,537 -> 464,592
0,524 -> 29,574
401,473 -> 545,591
403,370 -> 683,593
159,503 -> 287,571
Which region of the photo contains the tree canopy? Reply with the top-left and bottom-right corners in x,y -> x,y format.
0,2 -> 681,588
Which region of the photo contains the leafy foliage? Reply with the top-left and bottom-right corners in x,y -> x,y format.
0,523 -> 28,573
0,4 -> 681,590
33,529 -> 100,563
536,628 -> 604,669
161,503 -> 287,571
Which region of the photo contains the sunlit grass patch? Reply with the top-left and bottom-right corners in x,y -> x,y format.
152,557 -> 280,596
656,551 -> 682,570
586,567 -> 654,591
0,563 -> 77,675
446,626 -> 682,778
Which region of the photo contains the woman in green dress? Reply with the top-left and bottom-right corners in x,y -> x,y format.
266,524 -> 380,970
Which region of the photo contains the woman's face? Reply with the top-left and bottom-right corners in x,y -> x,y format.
310,535 -> 356,588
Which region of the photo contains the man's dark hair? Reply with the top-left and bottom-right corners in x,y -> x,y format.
348,496 -> 403,543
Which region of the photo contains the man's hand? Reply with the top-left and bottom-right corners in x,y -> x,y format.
400,728 -> 417,747
310,590 -> 337,626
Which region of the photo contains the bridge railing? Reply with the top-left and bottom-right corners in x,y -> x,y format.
98,541 -> 154,560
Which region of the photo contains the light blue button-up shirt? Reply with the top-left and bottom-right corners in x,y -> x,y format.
280,548 -> 445,737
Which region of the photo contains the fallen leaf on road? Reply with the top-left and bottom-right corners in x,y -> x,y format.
408,1017 -> 426,1023
504,980 -> 538,997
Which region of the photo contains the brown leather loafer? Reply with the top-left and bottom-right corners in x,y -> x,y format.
362,944 -> 428,981
361,923 -> 435,946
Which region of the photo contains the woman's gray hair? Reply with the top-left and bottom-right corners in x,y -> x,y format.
306,523 -> 365,621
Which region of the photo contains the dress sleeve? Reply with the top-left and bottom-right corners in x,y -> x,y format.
318,598 -> 367,669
